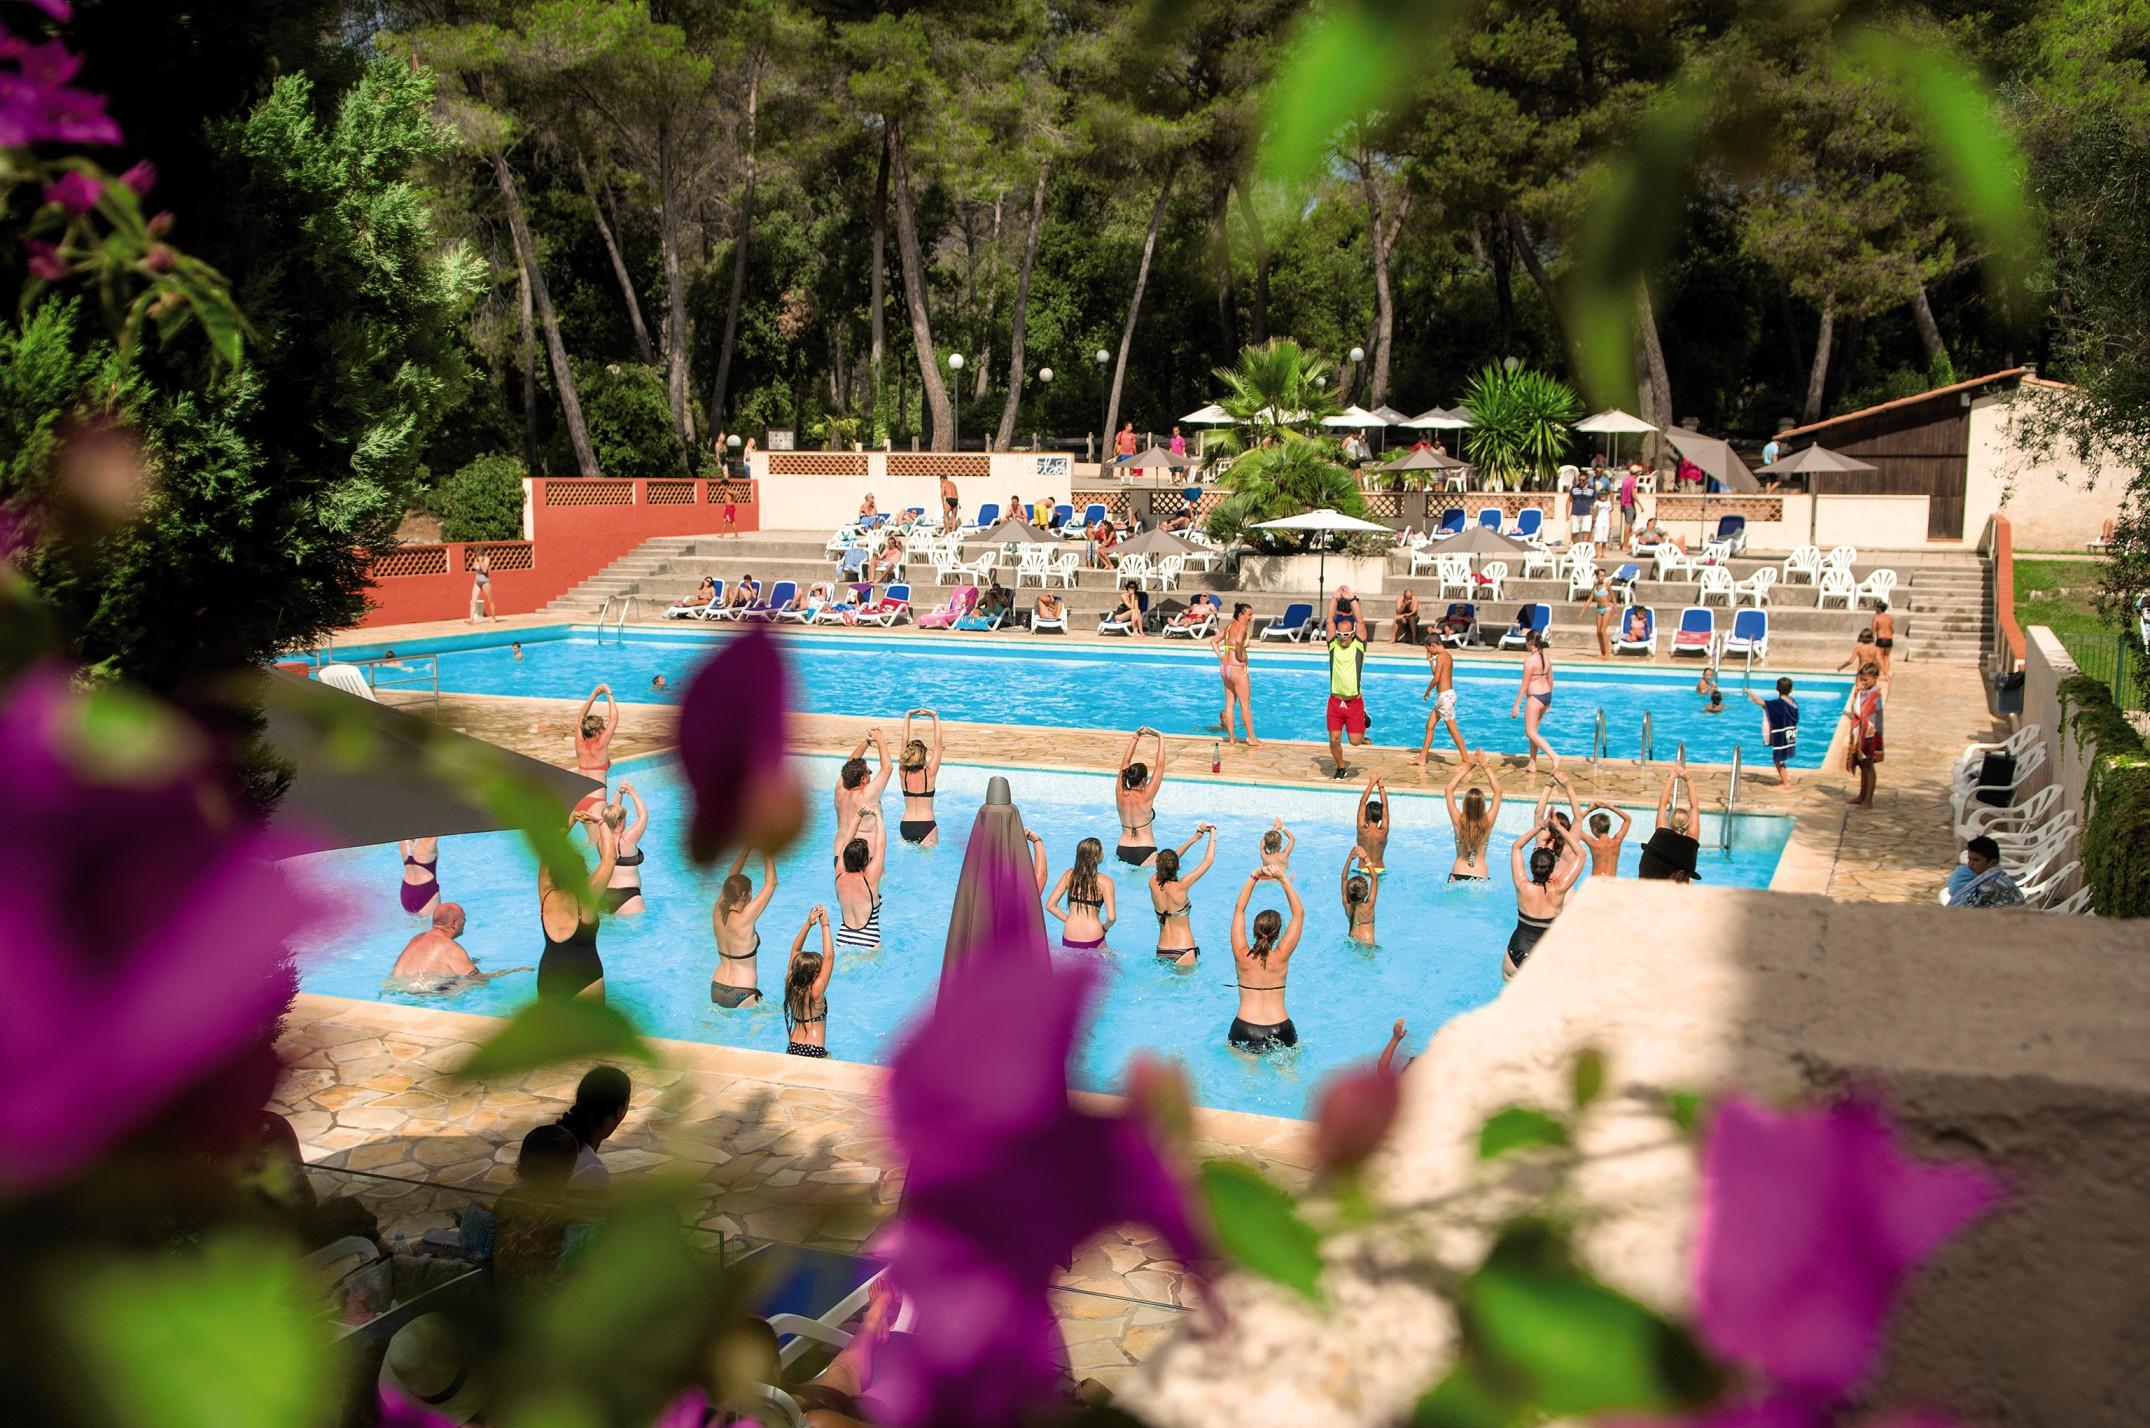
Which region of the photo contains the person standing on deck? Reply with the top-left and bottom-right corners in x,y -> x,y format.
1325,615 -> 1370,780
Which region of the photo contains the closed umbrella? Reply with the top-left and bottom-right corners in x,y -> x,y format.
1253,506 -> 1393,594
940,775 -> 1050,985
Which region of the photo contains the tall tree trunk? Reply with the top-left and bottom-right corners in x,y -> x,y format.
886,119 -> 955,449
869,130 -> 890,443
491,151 -> 597,476
994,160 -> 1050,452
709,54 -> 762,435
1486,216 -> 1515,358
516,252 -> 539,473
1910,283 -> 1948,369
1776,279 -> 1806,397
1234,182 -> 1268,342
971,192 -> 1004,412
657,123 -> 695,471
1635,279 -> 1673,435
1105,164 -> 1178,445
575,152 -> 652,363
1503,207 -> 1571,352
1803,300 -> 1836,424
1210,185 -> 1236,356
1362,181 -> 1411,408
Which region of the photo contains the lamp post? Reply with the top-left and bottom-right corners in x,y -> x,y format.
1035,367 -> 1052,451
1094,347 -> 1111,460
947,352 -> 965,452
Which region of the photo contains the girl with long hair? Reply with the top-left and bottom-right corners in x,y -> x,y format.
898,709 -> 943,846
1341,846 -> 1380,945
784,906 -> 837,1058
1115,726 -> 1166,865
1149,824 -> 1217,967
1445,751 -> 1503,881
1506,818 -> 1585,980
600,781 -> 649,915
1046,837 -> 1117,951
1228,868 -> 1305,1053
1212,604 -> 1260,746
711,850 -> 778,1008
1509,629 -> 1560,774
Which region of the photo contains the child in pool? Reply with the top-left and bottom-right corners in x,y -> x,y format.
1260,819 -> 1295,877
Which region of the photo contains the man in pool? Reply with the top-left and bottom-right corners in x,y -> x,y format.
389,904 -> 529,991
1325,614 -> 1370,779
1747,676 -> 1800,786
511,642 -> 524,660
651,674 -> 667,693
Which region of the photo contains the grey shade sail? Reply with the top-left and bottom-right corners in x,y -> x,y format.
258,669 -> 601,851
1661,426 -> 1761,493
969,516 -> 1061,545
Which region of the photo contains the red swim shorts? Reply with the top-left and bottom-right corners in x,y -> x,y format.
1326,695 -> 1367,736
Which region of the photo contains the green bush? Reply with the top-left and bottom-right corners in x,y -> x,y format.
1462,363 -> 1581,489
439,454 -> 527,542
2058,674 -> 2150,918
577,362 -> 685,475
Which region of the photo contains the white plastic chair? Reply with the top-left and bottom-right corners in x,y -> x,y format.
1141,554 -> 1185,591
1565,562 -> 1599,600
1824,544 -> 1858,573
931,546 -> 965,585
319,663 -> 377,702
1734,566 -> 1776,607
1478,561 -> 1509,600
2045,886 -> 2094,915
1952,725 -> 2042,791
1408,544 -> 1442,575
1814,568 -> 1856,609
963,549 -> 1000,583
1985,809 -> 2080,863
1950,741 -> 2049,834
1013,547 -> 1051,587
1781,545 -> 1821,584
1046,550 -> 1079,589
1957,783 -> 2060,840
1854,568 -> 1898,605
1115,551 -> 1153,585
1702,539 -> 1733,566
2016,855 -> 2083,909
1697,565 -> 1736,607
1654,543 -> 1699,582
1436,554 -> 1473,598
1521,543 -> 1559,579
1562,543 -> 1597,577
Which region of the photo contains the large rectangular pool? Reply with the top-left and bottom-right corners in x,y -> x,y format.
328,627 -> 1847,769
291,754 -> 1794,1118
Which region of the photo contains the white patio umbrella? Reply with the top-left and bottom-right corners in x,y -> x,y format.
1321,404 -> 1388,428
1369,405 -> 1411,424
1253,506 -> 1394,595
1180,403 -> 1232,425
1403,405 -> 1475,430
1574,408 -> 1658,467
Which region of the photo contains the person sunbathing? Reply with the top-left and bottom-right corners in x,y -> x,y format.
1032,590 -> 1066,629
1622,607 -> 1650,643
1108,582 -> 1146,636
723,576 -> 759,613
667,577 -> 717,616
868,534 -> 906,581
1168,592 -> 1220,629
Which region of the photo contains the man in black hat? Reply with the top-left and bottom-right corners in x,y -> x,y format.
1636,828 -> 1701,883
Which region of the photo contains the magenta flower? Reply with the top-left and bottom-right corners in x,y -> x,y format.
42,166 -> 99,215
877,953 -> 1202,1428
0,35 -> 122,147
1694,1096 -> 2000,1394
0,666 -> 332,1193
118,158 -> 154,194
22,235 -> 66,280
676,625 -> 802,863
1312,1060 -> 1400,1174
14,0 -> 75,21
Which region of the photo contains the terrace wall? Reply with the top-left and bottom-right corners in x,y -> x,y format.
358,477 -> 757,626
748,450 -> 1076,530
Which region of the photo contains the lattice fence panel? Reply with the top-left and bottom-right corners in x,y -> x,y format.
887,454 -> 990,479
542,479 -> 634,506
372,546 -> 450,578
768,452 -> 868,476
645,480 -> 696,505
464,542 -> 534,572
707,480 -> 756,505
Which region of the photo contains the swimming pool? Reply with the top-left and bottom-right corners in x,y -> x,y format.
291,754 -> 1794,1118
329,628 -> 1847,769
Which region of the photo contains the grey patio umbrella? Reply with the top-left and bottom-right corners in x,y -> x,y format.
1253,506 -> 1394,594
1124,443 -> 1199,473
1116,526 -> 1201,557
969,515 -> 1060,546
1766,443 -> 1876,478
1661,426 -> 1761,493
1432,524 -> 1532,557
257,669 -> 600,851
940,775 -> 1050,986
1383,447 -> 1472,472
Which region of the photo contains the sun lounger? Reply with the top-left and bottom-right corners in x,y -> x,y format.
1722,607 -> 1769,659
1613,606 -> 1657,655
1261,601 -> 1316,641
917,585 -> 976,630
1497,603 -> 1551,649
853,583 -> 911,627
813,583 -> 872,624
1671,605 -> 1715,656
1162,604 -> 1219,639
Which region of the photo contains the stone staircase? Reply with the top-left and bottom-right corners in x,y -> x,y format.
541,536 -> 703,617
1904,557 -> 1992,664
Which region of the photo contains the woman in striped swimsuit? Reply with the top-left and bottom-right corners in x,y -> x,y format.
834,808 -> 887,952
783,906 -> 836,1059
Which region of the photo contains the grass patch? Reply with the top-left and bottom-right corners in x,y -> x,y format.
2013,557 -> 2116,641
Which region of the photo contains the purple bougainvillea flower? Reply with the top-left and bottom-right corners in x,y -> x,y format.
676,625 -> 802,863
1312,1060 -> 1401,1175
0,35 -> 122,147
0,666 -> 330,1193
15,0 -> 76,22
876,954 -> 1202,1428
118,158 -> 154,194
22,235 -> 66,281
1694,1096 -> 2000,1394
42,166 -> 99,215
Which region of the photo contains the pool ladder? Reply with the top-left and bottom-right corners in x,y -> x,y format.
1589,707 -> 1608,764
1637,711 -> 1653,767
596,595 -> 638,645
1721,743 -> 1742,853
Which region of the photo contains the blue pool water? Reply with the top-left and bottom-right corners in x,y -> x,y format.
292,754 -> 1793,1118
330,628 -> 1848,768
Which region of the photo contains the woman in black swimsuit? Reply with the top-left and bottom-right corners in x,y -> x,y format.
1115,726 -> 1166,865
1505,818 -> 1584,981
1149,825 -> 1216,967
1046,837 -> 1116,950
538,808 -> 617,1001
784,905 -> 837,1058
1228,868 -> 1304,1052
898,709 -> 943,846
600,781 -> 649,915
711,850 -> 778,1007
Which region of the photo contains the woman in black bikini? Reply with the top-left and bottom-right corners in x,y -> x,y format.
898,709 -> 943,846
1505,818 -> 1584,980
711,850 -> 778,1007
538,808 -> 617,1001
1115,726 -> 1166,865
1046,837 -> 1116,951
783,905 -> 836,1058
1341,845 -> 1380,945
600,781 -> 649,915
1149,824 -> 1216,967
1228,868 -> 1304,1052
1445,750 -> 1503,880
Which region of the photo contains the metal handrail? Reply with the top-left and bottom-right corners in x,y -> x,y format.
1638,711 -> 1653,767
596,594 -> 616,633
1590,707 -> 1608,764
610,595 -> 637,642
1722,744 -> 1742,852
595,595 -> 637,644
332,653 -> 440,708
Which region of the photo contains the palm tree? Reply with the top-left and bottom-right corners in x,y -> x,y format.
1203,432 -> 1366,547
1208,339 -> 1343,456
1461,362 -> 1581,489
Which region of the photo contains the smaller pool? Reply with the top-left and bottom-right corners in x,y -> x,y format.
291,754 -> 1794,1118
327,627 -> 1849,769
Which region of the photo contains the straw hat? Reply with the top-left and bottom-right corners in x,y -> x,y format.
379,1313 -> 486,1424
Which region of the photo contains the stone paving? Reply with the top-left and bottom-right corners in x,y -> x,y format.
283,613 -> 2005,1388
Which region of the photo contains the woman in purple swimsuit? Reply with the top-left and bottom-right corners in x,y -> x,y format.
399,836 -> 440,917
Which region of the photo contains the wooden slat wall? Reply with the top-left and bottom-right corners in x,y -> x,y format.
1807,402 -> 1969,538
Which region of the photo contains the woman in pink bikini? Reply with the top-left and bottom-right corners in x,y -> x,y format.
1509,629 -> 1560,774
1212,603 -> 1260,746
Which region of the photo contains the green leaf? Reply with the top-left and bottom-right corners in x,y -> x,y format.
1571,1049 -> 1605,1110
456,996 -> 659,1081
1198,1160 -> 1324,1301
1476,1107 -> 1569,1159
1260,6 -> 1412,188
1667,1091 -> 1702,1134
1412,1365 -> 1525,1428
1459,1222 -> 1717,1416
59,1236 -> 338,1428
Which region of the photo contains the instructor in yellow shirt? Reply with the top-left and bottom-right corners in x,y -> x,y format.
1326,614 -> 1370,779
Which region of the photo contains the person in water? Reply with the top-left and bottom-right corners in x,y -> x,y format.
1259,818 -> 1294,877
1355,774 -> 1391,873
1046,837 -> 1117,951
1656,755 -> 1696,835
599,782 -> 649,915
1505,817 -> 1585,981
1532,770 -> 1581,853
1579,802 -> 1633,877
834,809 -> 887,952
1445,751 -> 1503,880
575,684 -> 619,794
1228,868 -> 1305,1053
834,727 -> 893,853
783,906 -> 837,1059
1115,726 -> 1166,865
898,709 -> 944,846
389,903 -> 529,991
399,835 -> 440,917
1149,824 -> 1217,968
710,850 -> 778,1008
1341,846 -> 1381,945
538,808 -> 617,1001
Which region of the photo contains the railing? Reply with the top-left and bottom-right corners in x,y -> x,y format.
1987,513 -> 2026,675
336,653 -> 440,707
1638,710 -> 1654,767
597,595 -> 638,644
1722,744 -> 1742,852
1590,707 -> 1608,764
